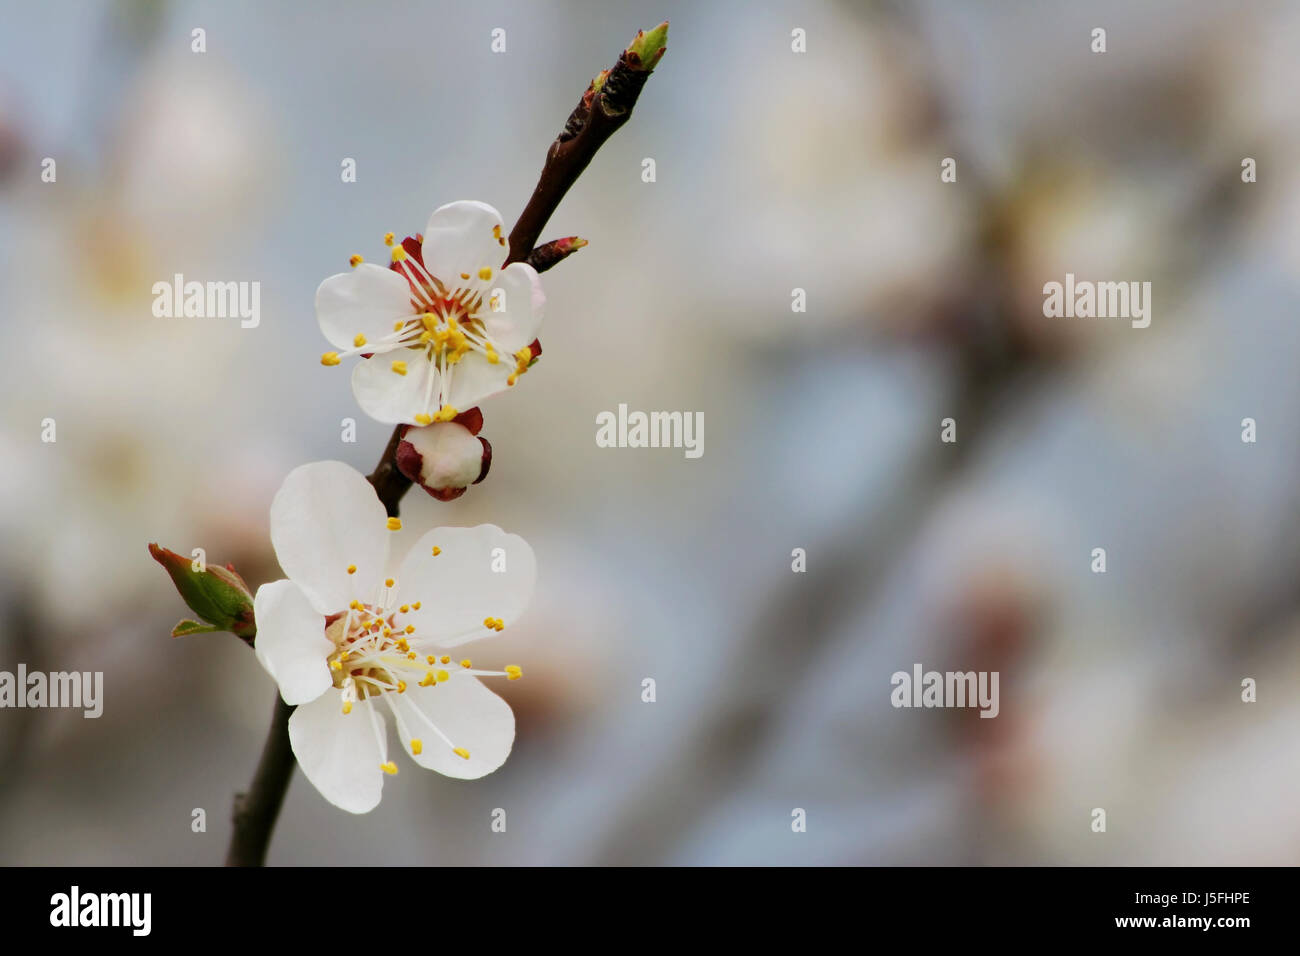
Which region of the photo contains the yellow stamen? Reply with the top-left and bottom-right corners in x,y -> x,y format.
391,246 -> 406,262
394,320 -> 405,332
405,625 -> 415,634
349,254 -> 363,267
353,333 -> 367,347
412,601 -> 422,610
440,656 -> 450,664
396,680 -> 406,693
385,578 -> 395,588
410,739 -> 423,755
384,232 -> 395,246
478,267 -> 493,281
381,761 -> 399,775
347,564 -> 357,575
391,360 -> 408,376
399,604 -> 409,613
460,659 -> 472,669
387,517 -> 402,531
330,660 -> 343,672
321,352 -> 341,366
505,665 -> 523,680
431,546 -> 441,556
453,747 -> 470,760
342,701 -> 353,715
436,669 -> 450,682
414,413 -> 433,425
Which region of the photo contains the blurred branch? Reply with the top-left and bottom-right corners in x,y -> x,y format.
225,693 -> 294,867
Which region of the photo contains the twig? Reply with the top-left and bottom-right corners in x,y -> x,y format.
228,25 -> 668,865
225,693 -> 295,866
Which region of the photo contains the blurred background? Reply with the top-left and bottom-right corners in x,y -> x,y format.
2,0 -> 1299,865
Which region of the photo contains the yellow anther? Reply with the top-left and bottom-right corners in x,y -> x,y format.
493,224 -> 503,241
385,578 -> 395,588
419,672 -> 435,686
431,546 -> 441,556
505,665 -> 523,680
412,601 -> 422,610
515,348 -> 532,363
394,320 -> 405,332
415,413 -> 433,425
410,739 -> 423,755
453,747 -> 470,760
342,701 -> 353,715
405,625 -> 415,634
419,330 -> 434,344
391,246 -> 407,262
486,347 -> 500,364
399,604 -> 409,613
330,660 -> 343,672
434,405 -> 458,422
340,651 -> 350,662
483,616 -> 495,629
321,352 -> 341,366
382,627 -> 392,637
391,360 -> 408,376
396,680 -> 407,693
387,517 -> 402,531
384,232 -> 395,246
396,637 -> 408,651
349,599 -> 361,609
349,254 -> 364,267
407,651 -> 417,660
440,656 -> 450,664
459,272 -> 470,280
380,761 -> 399,775
507,374 -> 518,386
347,564 -> 357,575
478,267 -> 493,281
460,659 -> 472,669
353,333 -> 367,348
436,669 -> 450,683
427,654 -> 437,665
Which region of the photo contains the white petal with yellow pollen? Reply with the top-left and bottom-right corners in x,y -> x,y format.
402,674 -> 515,779
351,349 -> 438,425
396,525 -> 536,647
445,350 -> 514,411
252,579 -> 334,705
270,461 -> 390,615
482,261 -> 544,351
316,263 -> 415,351
421,200 -> 507,289
289,692 -> 387,814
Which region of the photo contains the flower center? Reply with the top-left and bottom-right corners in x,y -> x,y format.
323,565 -> 521,772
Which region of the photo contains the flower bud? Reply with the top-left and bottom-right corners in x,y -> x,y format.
148,543 -> 256,642
395,418 -> 492,502
625,21 -> 668,71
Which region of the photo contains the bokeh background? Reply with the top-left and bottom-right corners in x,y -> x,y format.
2,0 -> 1299,865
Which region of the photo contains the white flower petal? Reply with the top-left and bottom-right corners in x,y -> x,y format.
289,692 -> 386,814
252,580 -> 333,705
397,524 -> 536,647
316,263 -> 415,350
269,461 -> 390,615
444,351 -> 513,411
351,351 -> 439,425
421,201 -> 507,288
400,674 -> 514,779
482,262 -> 544,352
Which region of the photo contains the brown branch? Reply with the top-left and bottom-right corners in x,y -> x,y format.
225,692 -> 295,866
